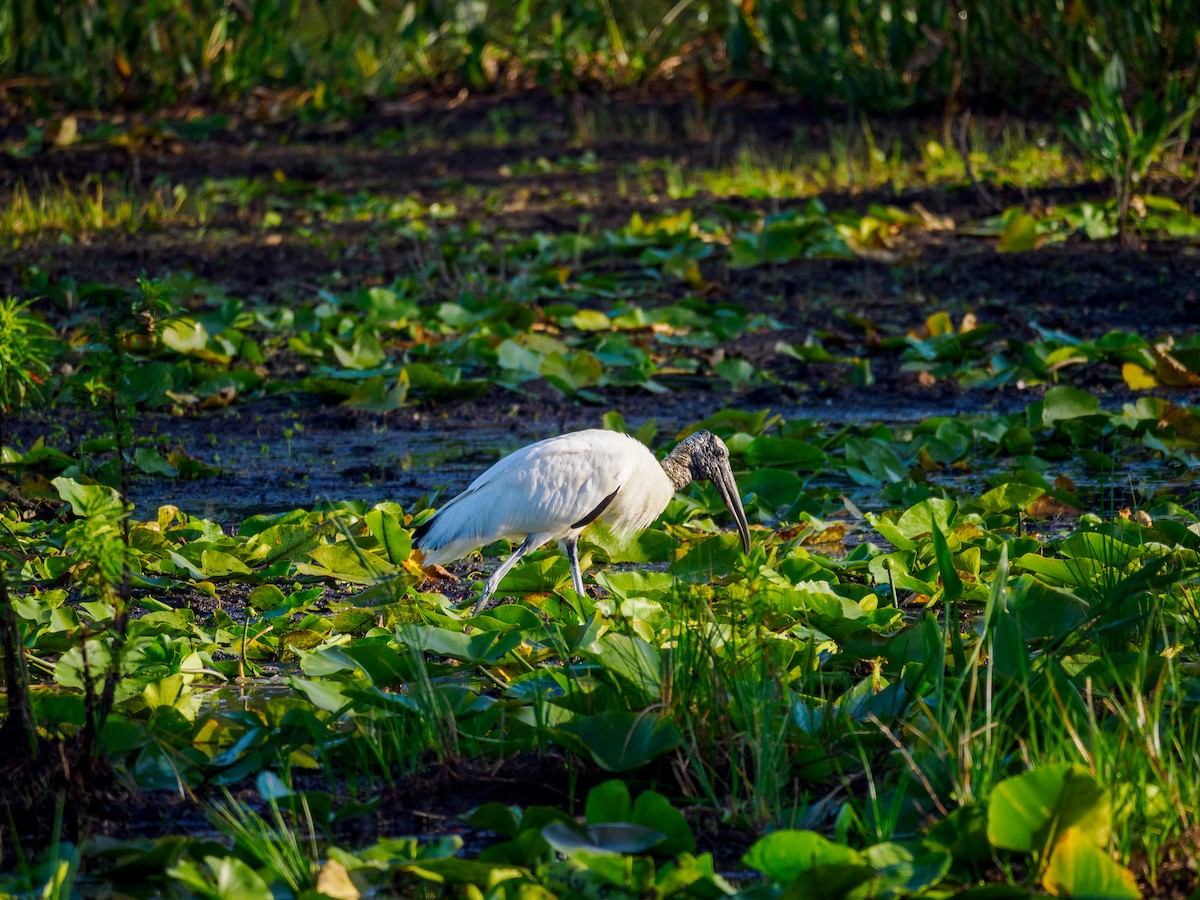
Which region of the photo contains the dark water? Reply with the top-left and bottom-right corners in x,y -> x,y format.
119,392 -> 1189,528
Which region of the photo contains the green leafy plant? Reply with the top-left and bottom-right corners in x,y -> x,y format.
1063,54 -> 1200,246
0,297 -> 54,761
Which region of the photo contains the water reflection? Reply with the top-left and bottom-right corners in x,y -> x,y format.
194,680 -> 296,714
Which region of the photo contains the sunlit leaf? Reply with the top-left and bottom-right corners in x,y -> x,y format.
365,507 -> 413,564
1121,362 -> 1157,390
1043,827 -> 1139,899
743,830 -> 866,884
997,213 -> 1042,252
988,765 -> 1111,852
297,541 -> 394,584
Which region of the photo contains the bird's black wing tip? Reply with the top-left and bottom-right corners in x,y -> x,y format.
411,513 -> 435,547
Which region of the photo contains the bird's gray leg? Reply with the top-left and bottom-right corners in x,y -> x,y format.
472,536 -> 538,615
564,536 -> 585,596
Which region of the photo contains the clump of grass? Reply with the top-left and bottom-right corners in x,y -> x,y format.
0,295 -> 54,443
0,178 -> 191,241
203,789 -> 319,894
636,122 -> 1089,203
664,591 -> 810,828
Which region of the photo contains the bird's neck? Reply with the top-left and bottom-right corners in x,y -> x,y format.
660,451 -> 693,492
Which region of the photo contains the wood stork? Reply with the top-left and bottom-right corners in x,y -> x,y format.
413,429 -> 751,614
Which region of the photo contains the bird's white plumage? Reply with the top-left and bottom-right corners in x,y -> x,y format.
417,429 -> 674,565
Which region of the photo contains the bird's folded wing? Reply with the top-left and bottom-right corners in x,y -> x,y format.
417,448 -> 627,562
470,451 -> 625,538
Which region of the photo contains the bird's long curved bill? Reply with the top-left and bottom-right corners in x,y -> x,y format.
711,462 -> 752,553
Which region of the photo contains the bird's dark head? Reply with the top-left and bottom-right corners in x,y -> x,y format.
663,430 -> 751,553
668,430 -> 731,481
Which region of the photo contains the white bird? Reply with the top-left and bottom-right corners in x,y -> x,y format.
413,429 -> 751,614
